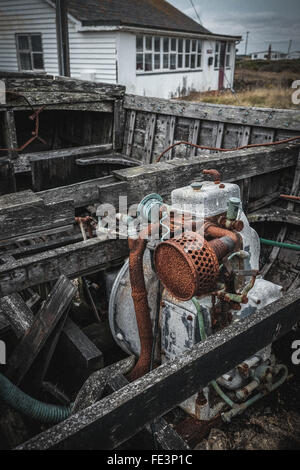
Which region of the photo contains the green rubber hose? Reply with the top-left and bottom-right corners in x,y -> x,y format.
260,238 -> 300,251
0,372 -> 71,424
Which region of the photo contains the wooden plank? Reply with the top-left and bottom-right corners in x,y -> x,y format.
0,158 -> 16,195
215,122 -> 225,149
1,93 -> 115,108
57,318 -> 104,383
248,207 -> 300,226
0,313 -> 10,336
107,374 -> 189,450
0,293 -> 34,338
124,95 -> 300,132
248,192 -> 280,213
123,110 -> 136,158
242,177 -> 251,214
5,275 -> 75,385
3,110 -> 18,159
0,292 -> 103,389
17,288 -> 300,450
2,76 -> 125,99
113,99 -> 125,151
164,115 -> 176,160
262,150 -> 300,277
0,193 -> 74,242
188,119 -> 200,158
34,142 -> 300,211
238,126 -> 251,213
143,113 -> 157,164
15,144 -> 114,174
114,143 -> 300,201
0,238 -> 129,297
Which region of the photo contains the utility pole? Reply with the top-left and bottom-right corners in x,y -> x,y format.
287,39 -> 292,55
56,0 -> 70,77
268,43 -> 272,60
244,31 -> 249,56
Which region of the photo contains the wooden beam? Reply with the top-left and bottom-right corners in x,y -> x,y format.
0,191 -> 74,241
114,142 -> 300,201
113,99 -> 125,151
0,238 -> 128,297
123,110 -> 136,158
5,275 -> 75,385
1,77 -> 125,99
248,191 -> 280,213
3,110 -> 18,160
56,0 -> 70,77
15,144 -> 114,174
0,293 -> 34,338
58,318 -> 104,383
106,374 -> 189,451
248,206 -> 300,226
143,113 -> 157,164
124,95 -> 300,131
0,158 -> 16,195
17,289 -> 300,450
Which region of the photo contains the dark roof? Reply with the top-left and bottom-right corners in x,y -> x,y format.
64,0 -> 213,35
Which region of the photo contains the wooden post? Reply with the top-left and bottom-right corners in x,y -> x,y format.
56,0 -> 70,77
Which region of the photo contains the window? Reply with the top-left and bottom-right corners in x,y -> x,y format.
214,41 -> 220,68
136,35 -> 203,73
16,33 -> 44,71
226,43 -> 232,67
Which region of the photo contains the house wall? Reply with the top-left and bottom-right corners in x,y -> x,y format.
251,52 -> 286,61
0,0 -> 118,83
117,32 -> 235,99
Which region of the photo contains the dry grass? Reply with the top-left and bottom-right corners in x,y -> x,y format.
183,87 -> 298,109
180,59 -> 300,110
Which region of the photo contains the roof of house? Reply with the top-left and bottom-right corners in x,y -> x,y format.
54,0 -> 240,38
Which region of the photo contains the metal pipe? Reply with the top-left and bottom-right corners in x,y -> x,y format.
127,225 -> 159,381
204,222 -> 240,247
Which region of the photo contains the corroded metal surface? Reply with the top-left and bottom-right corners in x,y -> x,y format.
154,232 -> 219,301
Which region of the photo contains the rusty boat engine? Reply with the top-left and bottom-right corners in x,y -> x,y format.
108,170 -> 287,422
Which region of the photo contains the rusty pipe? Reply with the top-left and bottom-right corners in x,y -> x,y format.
127,225 -> 158,381
204,222 -> 240,248
203,169 -> 221,184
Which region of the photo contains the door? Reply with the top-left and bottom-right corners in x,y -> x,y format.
218,41 -> 227,90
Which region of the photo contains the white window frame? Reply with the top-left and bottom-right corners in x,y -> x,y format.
136,35 -> 203,74
16,33 -> 45,72
214,41 -> 220,69
225,42 -> 232,68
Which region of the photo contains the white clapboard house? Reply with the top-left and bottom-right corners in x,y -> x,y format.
0,0 -> 241,98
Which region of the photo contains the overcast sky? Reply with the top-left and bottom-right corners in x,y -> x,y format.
168,0 -> 300,54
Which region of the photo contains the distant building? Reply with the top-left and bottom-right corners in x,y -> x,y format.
287,51 -> 300,60
0,0 -> 241,99
250,50 -> 287,61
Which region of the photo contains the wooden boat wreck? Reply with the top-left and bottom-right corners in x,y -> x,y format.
0,72 -> 300,450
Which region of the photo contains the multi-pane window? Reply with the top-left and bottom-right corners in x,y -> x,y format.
215,41 -> 233,68
16,34 -> 44,71
226,43 -> 232,67
214,41 -> 220,68
136,35 -> 203,73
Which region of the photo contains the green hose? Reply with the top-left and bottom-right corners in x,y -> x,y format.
260,238 -> 300,251
0,372 -> 71,424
